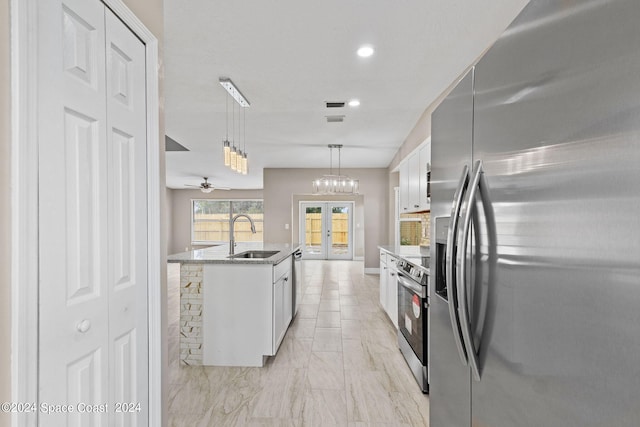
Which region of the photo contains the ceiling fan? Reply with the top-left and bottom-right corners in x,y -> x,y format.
185,177 -> 231,193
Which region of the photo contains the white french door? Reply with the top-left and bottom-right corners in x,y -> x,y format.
300,202 -> 353,260
37,0 -> 149,425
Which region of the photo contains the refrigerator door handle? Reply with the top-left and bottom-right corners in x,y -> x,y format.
446,164 -> 470,366
457,160 -> 484,382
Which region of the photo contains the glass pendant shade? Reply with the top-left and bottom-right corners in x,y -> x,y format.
230,146 -> 237,171
236,150 -> 243,173
223,140 -> 231,166
242,153 -> 248,175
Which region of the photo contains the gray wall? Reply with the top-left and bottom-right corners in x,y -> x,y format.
1,0 -> 11,423
167,188 -> 264,255
263,168 -> 388,269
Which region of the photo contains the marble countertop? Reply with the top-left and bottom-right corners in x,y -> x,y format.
167,242 -> 301,265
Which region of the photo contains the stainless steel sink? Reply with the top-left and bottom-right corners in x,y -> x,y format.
228,250 -> 280,259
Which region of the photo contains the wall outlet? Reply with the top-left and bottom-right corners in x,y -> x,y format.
284,223 -> 290,230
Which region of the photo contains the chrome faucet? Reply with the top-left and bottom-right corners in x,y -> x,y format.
229,214 -> 257,255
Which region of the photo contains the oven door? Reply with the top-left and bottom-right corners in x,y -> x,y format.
397,272 -> 428,365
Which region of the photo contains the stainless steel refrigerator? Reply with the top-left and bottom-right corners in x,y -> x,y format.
429,1 -> 640,426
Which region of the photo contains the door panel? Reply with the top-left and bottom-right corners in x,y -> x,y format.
301,203 -> 325,259
471,1 -> 640,426
38,1 -> 149,425
38,0 -> 109,425
106,7 -> 148,426
327,203 -> 352,259
67,349 -> 104,427
429,69 -> 474,427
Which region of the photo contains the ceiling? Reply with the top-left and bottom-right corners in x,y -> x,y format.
164,0 -> 528,190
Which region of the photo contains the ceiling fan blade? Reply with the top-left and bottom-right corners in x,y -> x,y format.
184,184 -> 202,188
216,187 -> 232,190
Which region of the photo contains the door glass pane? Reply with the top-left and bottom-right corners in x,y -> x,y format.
330,206 -> 349,255
304,206 -> 323,255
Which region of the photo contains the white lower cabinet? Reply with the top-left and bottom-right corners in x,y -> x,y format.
379,250 -> 399,329
380,251 -> 388,309
273,259 -> 293,354
202,254 -> 293,367
386,255 -> 399,329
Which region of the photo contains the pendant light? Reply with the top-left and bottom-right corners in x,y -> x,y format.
230,101 -> 237,171
219,77 -> 251,174
236,103 -> 243,173
222,94 -> 231,166
242,107 -> 248,175
312,145 -> 359,195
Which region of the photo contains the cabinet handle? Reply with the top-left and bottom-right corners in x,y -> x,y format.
414,204 -> 420,208
284,276 -> 289,282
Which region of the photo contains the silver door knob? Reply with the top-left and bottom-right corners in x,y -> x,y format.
77,319 -> 91,333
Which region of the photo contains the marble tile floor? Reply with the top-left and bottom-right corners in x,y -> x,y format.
167,260 -> 429,427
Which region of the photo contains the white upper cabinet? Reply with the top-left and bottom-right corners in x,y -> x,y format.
408,151 -> 421,211
398,139 -> 431,213
399,161 -> 410,213
419,140 -> 431,211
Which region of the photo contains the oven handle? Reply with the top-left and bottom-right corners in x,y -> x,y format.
457,160 -> 484,382
397,272 -> 427,298
446,164 -> 470,366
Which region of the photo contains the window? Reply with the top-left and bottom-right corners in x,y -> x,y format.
191,200 -> 264,244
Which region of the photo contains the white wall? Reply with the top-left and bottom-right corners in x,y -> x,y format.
1,0 -> 11,424
263,168 -> 388,269
167,188 -> 265,255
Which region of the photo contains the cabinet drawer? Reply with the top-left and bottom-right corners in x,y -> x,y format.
273,255 -> 292,283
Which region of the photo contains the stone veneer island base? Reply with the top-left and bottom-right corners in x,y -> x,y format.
179,264 -> 204,365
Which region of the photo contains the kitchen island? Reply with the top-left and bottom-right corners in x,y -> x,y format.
168,243 -> 301,367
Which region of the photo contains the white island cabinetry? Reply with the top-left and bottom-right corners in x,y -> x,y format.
202,255 -> 293,367
168,243 -> 299,367
272,256 -> 293,354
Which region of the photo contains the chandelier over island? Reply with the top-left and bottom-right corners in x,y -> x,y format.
312,144 -> 359,195
220,77 -> 249,175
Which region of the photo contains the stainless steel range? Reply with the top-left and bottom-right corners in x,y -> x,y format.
397,258 -> 429,393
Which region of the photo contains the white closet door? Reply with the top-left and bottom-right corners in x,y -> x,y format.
37,0 -> 148,425
105,8 -> 148,427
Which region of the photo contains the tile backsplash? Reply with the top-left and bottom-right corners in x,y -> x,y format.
419,211 -> 431,246
399,211 -> 431,247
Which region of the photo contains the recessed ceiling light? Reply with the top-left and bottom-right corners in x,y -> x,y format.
357,45 -> 375,58
348,99 -> 360,107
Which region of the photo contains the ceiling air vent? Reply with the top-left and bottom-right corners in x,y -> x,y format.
326,102 -> 345,108
326,115 -> 345,123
